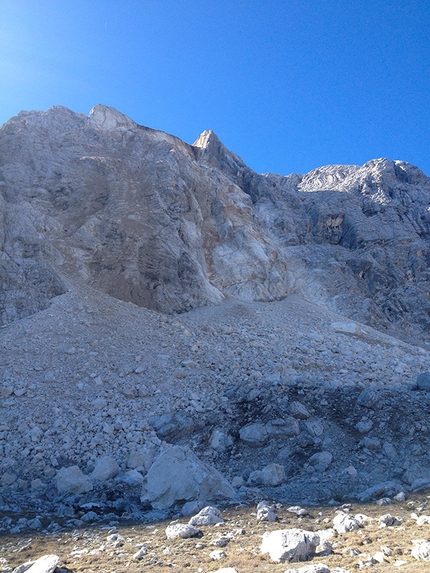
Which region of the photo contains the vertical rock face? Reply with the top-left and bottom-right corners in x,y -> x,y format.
1,104 -> 430,341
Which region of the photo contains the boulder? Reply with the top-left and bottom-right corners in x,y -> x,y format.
56,466 -> 93,495
261,529 -> 320,563
141,445 -> 235,509
309,452 -> 333,472
91,456 -> 120,482
333,513 -> 360,533
412,541 -> 430,560
257,500 -> 276,522
261,463 -> 286,486
12,555 -> 59,573
165,523 -> 202,540
416,372 -> 430,391
239,423 -> 268,446
288,401 -> 311,420
189,505 -> 224,526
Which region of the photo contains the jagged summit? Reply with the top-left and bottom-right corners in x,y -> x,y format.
89,104 -> 136,130
1,105 -> 430,344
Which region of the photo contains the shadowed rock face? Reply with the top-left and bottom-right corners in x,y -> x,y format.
1,104 -> 430,341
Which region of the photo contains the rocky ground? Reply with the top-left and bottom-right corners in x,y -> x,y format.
2,494 -> 430,572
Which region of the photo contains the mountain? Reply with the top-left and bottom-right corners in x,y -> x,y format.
1,105 -> 430,519
1,104 -> 430,344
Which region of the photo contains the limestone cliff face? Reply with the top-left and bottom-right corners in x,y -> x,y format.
1,104 -> 429,341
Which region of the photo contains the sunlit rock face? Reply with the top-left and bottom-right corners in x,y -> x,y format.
1,104 -> 430,340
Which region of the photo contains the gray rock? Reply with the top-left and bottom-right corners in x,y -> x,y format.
378,513 -> 403,528
239,423 -> 268,446
285,565 -> 331,573
56,466 -> 93,495
309,451 -> 333,471
165,523 -> 202,539
141,445 -> 235,509
417,372 -> 430,391
288,401 -> 311,420
90,456 -> 120,482
189,506 -> 224,526
261,463 -> 286,486
261,529 -> 320,563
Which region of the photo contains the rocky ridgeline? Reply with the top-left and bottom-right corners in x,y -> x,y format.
1,104 -> 430,344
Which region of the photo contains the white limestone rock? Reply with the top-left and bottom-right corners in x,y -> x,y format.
333,513 -> 360,533
257,500 -> 277,522
378,513 -> 403,528
284,565 -> 330,573
165,523 -> 202,540
261,528 -> 320,563
412,540 -> 430,560
12,555 -> 59,573
141,445 -> 235,510
188,505 -> 224,526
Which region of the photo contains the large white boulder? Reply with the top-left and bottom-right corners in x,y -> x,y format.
261,528 -> 320,563
141,445 -> 235,509
56,466 -> 93,495
12,554 -> 60,573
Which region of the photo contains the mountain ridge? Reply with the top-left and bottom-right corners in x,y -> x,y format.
1,104 -> 430,345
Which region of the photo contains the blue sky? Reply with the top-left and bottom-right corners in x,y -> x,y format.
1,0 -> 429,176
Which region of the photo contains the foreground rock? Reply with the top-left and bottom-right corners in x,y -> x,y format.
188,505 -> 224,525
261,528 -> 320,562
165,523 -> 202,540
141,446 -> 235,509
12,555 -> 59,573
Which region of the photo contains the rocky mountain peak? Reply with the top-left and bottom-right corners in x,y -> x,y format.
0,104 -> 430,344
88,104 -> 136,131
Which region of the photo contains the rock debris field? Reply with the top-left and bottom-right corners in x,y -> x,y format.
2,283 -> 430,569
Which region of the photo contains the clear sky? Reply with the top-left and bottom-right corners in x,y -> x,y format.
1,0 -> 429,176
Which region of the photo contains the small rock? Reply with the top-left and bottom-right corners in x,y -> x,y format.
209,550 -> 227,560
133,547 -> 147,560
333,513 -> 360,533
416,372 -> 430,391
261,463 -> 286,486
56,466 -> 93,495
378,514 -> 403,528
